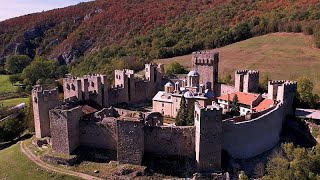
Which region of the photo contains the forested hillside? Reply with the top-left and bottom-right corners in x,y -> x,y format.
1,0 -> 320,76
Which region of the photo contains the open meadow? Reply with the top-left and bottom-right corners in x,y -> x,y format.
155,33 -> 320,94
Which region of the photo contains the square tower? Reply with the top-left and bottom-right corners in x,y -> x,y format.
192,51 -> 219,93
49,106 -> 82,154
235,70 -> 259,93
194,103 -> 222,172
32,86 -> 59,138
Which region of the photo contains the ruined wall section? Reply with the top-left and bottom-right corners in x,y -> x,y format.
144,126 -> 195,158
32,86 -> 59,138
195,103 -> 222,172
79,118 -> 117,150
49,106 -> 82,154
192,51 -> 219,93
117,120 -> 144,165
222,103 -> 285,159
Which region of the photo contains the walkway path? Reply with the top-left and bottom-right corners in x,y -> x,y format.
20,141 -> 104,180
296,108 -> 320,120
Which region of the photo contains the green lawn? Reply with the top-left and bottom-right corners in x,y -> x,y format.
0,97 -> 29,107
0,142 -> 77,180
0,75 -> 18,93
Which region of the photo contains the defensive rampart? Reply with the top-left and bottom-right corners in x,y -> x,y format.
144,126 -> 195,158
222,103 -> 284,159
79,118 -> 117,150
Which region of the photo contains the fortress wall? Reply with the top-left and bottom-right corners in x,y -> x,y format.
79,119 -> 117,150
117,120 -> 144,165
144,126 -> 195,158
222,103 -> 284,159
217,84 -> 236,96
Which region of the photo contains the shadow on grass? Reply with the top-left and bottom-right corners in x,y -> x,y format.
0,133 -> 33,151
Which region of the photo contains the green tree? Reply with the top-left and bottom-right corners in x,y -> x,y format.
176,95 -> 188,126
297,76 -> 314,106
4,55 -> 32,74
166,61 -> 187,75
223,73 -> 232,84
21,56 -> 58,85
260,73 -> 270,92
230,94 -> 240,116
8,73 -> 22,85
25,96 -> 34,132
187,102 -> 195,126
239,171 -> 249,180
0,118 -> 24,141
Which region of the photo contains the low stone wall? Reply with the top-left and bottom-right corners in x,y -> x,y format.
144,126 -> 195,158
79,118 -> 117,150
222,103 -> 284,159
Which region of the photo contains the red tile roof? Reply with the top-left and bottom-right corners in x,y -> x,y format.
218,92 -> 260,106
253,98 -> 274,112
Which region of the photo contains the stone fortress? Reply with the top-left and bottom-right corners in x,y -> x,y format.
32,51 -> 297,174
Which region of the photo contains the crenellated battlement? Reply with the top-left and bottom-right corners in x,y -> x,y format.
192,51 -> 219,65
269,80 -> 287,85
32,86 -> 59,103
236,70 -> 259,75
32,85 -> 60,138
269,80 -> 297,87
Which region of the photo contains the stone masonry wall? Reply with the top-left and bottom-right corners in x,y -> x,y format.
144,126 -> 195,158
50,106 -> 82,154
222,103 -> 285,159
32,87 -> 59,138
79,118 -> 117,150
117,120 -> 144,165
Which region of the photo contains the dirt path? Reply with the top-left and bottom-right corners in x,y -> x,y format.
20,141 -> 104,180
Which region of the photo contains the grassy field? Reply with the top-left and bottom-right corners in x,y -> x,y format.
155,33 -> 320,94
0,75 -> 18,94
0,142 -> 77,180
0,97 -> 29,107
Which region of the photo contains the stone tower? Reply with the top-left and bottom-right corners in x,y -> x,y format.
194,103 -> 222,172
235,70 -> 259,93
268,80 -> 297,115
49,106 -> 82,154
32,86 -> 59,138
192,51 -> 219,94
64,77 -> 82,101
145,63 -> 164,84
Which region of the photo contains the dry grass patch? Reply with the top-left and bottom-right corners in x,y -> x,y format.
155,33 -> 320,94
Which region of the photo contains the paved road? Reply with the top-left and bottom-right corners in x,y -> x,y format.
296,108 -> 320,120
20,141 -> 104,180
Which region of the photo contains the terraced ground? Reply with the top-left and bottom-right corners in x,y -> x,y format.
155,33 -> 320,94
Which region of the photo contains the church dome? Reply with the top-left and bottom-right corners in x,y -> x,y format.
188,70 -> 200,77
183,91 -> 194,98
165,82 -> 174,87
205,89 -> 215,98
